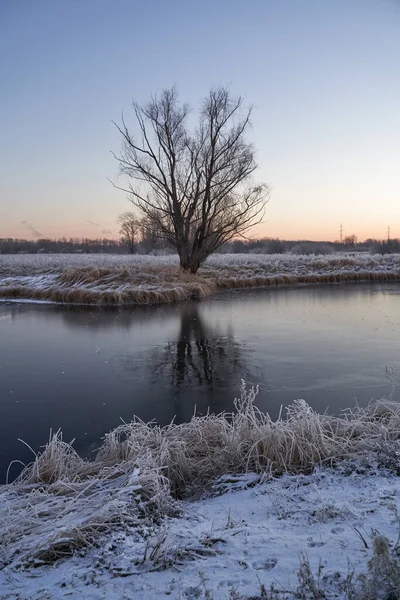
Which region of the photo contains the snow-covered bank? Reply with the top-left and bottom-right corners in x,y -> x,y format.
1,467 -> 400,599
1,384 -> 400,598
0,252 -> 400,305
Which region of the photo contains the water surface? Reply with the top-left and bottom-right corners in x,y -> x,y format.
1,282 -> 400,481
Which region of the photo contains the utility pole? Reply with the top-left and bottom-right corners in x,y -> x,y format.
387,226 -> 391,243
339,223 -> 343,243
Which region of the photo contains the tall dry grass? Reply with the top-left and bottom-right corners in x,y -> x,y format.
0,265 -> 216,304
2,382 -> 400,568
1,253 -> 400,305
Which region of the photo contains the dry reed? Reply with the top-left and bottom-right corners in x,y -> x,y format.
0,265 -> 215,305
1,383 -> 400,568
1,253 -> 400,305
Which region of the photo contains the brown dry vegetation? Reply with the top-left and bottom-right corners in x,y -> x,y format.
2,383 -> 400,568
212,271 -> 400,289
0,265 -> 216,304
1,253 -> 400,305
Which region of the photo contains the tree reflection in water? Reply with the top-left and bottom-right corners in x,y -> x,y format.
148,303 -> 254,419
60,300 -> 257,421
167,303 -> 243,388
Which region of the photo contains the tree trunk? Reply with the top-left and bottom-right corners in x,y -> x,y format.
178,242 -> 196,274
179,260 -> 199,275
179,246 -> 206,275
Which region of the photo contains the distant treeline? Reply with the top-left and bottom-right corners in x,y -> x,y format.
0,237 -> 126,255
0,236 -> 399,255
221,237 -> 400,255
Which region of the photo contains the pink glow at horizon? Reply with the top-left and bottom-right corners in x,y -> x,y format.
1,1 -> 399,245
2,220 -> 395,244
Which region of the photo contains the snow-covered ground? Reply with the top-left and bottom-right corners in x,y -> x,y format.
0,253 -> 179,276
1,465 -> 399,599
1,252 -> 400,305
1,251 -> 400,276
2,383 -> 400,599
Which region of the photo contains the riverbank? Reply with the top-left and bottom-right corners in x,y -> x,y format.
1,252 -> 400,305
1,384 -> 400,598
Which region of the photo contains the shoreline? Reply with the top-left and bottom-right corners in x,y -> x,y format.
1,384 -> 400,598
1,252 -> 400,305
1,271 -> 400,308
2,466 -> 400,599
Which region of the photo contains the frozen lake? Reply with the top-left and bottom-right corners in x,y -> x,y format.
1,282 -> 400,481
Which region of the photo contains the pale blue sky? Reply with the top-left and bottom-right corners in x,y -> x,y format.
0,0 -> 399,241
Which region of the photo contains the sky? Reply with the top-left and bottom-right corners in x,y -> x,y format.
0,0 -> 399,242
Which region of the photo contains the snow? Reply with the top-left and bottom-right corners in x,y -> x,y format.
0,298 -> 59,305
1,251 -> 400,279
1,252 -> 400,306
1,465 -> 399,599
0,253 -> 179,276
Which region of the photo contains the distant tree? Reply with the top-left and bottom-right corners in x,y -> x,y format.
344,234 -> 358,247
263,238 -> 286,254
113,87 -> 269,273
139,216 -> 168,253
374,238 -> 400,254
118,212 -> 141,254
231,239 -> 247,253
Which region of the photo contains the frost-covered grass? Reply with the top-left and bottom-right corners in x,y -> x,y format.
2,382 -> 400,580
2,468 -> 400,599
3,469 -> 400,600
1,252 -> 400,305
0,252 -> 179,276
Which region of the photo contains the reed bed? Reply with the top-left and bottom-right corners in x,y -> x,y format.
2,382 -> 400,568
0,253 -> 399,305
0,265 -> 215,304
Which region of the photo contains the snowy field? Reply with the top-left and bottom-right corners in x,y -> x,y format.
1,252 -> 400,305
1,467 -> 400,600
1,385 -> 400,599
1,251 -> 400,275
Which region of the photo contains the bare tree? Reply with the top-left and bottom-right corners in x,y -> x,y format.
344,234 -> 358,247
113,87 -> 270,273
139,215 -> 168,253
117,212 -> 140,254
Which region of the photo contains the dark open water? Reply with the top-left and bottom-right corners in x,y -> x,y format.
1,282 -> 400,481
